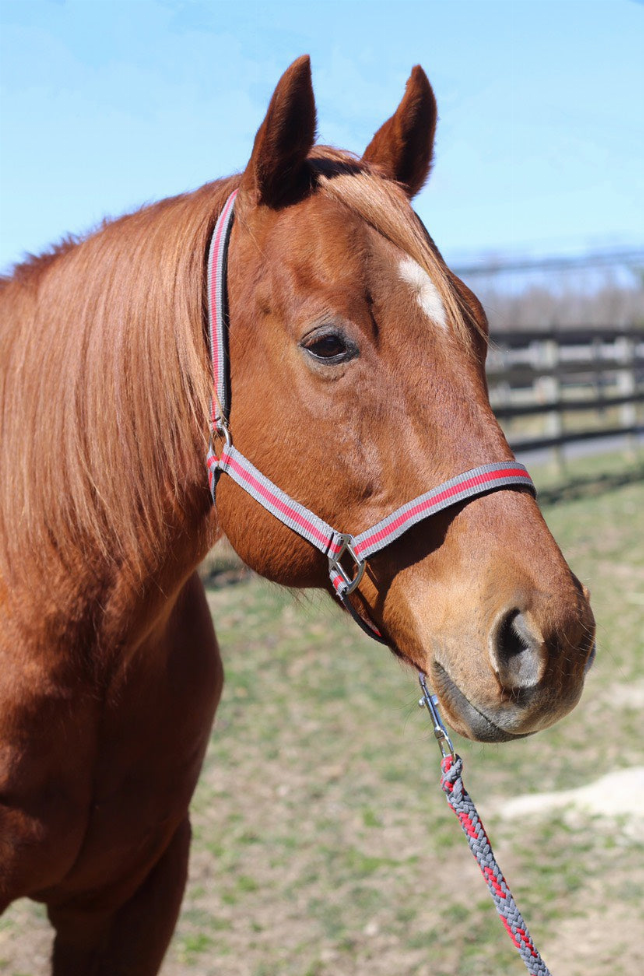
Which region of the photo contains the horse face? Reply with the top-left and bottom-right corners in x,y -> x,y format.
215,57 -> 595,742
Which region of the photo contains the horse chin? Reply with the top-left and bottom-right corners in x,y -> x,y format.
431,663 -> 534,744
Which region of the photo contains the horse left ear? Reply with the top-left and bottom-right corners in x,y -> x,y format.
240,55 -> 317,207
363,65 -> 437,198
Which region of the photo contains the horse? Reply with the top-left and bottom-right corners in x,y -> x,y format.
0,56 -> 595,974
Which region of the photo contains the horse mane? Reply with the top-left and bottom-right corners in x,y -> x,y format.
0,177 -> 238,590
0,149 -> 477,595
0,235 -> 82,287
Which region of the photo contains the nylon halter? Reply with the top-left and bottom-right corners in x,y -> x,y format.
205,191 -> 536,643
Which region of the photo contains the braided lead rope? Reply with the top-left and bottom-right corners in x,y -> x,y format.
419,677 -> 551,974
440,755 -> 552,975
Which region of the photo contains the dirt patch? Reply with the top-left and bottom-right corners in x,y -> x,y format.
609,678 -> 644,709
543,903 -> 644,976
499,766 -> 644,827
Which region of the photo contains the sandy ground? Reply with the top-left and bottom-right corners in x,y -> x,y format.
501,765 -> 644,824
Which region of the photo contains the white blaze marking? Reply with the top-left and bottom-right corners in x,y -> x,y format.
398,256 -> 447,330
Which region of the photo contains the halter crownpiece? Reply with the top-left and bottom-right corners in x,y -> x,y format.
205,191 -> 536,642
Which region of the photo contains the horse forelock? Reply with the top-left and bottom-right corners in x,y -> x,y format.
309,147 -> 483,345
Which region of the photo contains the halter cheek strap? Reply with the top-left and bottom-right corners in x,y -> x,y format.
205,192 -> 536,644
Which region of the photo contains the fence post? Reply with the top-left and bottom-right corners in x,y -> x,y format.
592,335 -> 605,421
616,335 -> 637,454
534,335 -> 564,471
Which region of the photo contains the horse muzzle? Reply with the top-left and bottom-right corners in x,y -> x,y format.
432,662 -> 536,743
430,625 -> 595,743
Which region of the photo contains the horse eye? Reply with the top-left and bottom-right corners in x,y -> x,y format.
302,330 -> 356,363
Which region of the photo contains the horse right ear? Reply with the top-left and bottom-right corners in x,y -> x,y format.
240,55 -> 317,207
362,65 -> 437,198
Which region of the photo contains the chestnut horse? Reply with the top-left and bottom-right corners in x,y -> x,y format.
0,57 -> 594,974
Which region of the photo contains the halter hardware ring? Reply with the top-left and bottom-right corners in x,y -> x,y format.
328,533 -> 366,596
210,420 -> 232,449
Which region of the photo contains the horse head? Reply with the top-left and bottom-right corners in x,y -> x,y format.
213,56 -> 595,742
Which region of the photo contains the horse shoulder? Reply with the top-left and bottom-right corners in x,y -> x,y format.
0,572 -> 222,907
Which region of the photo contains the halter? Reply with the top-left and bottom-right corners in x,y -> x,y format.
205,191 -> 536,643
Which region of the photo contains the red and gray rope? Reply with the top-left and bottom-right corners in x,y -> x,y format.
440,754 -> 552,976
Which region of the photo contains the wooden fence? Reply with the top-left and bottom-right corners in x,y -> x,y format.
486,326 -> 644,457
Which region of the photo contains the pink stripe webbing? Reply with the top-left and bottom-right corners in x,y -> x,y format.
353,464 -> 534,559
207,188 -> 238,427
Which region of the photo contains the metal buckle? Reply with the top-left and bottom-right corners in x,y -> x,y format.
418,673 -> 456,760
328,533 -> 366,596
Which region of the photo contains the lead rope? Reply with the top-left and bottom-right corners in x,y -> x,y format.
418,675 -> 553,976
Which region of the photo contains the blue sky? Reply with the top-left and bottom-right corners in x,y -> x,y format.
1,0 -> 642,273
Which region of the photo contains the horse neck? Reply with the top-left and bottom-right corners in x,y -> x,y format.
0,180 -> 237,641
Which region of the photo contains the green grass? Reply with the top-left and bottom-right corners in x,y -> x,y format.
3,451 -> 643,976
168,450 -> 644,976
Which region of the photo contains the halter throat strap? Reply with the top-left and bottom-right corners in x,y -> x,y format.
205,191 -> 536,644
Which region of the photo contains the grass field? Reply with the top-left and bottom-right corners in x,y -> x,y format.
2,452 -> 643,976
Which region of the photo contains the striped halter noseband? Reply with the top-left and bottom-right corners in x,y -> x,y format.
205,190 -> 535,643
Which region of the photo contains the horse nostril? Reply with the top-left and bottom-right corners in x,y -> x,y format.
491,609 -> 545,690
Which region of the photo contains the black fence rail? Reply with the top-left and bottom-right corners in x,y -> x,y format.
487,326 -> 644,455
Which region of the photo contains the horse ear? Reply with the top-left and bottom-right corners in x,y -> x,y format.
362,66 -> 437,198
240,55 -> 317,206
